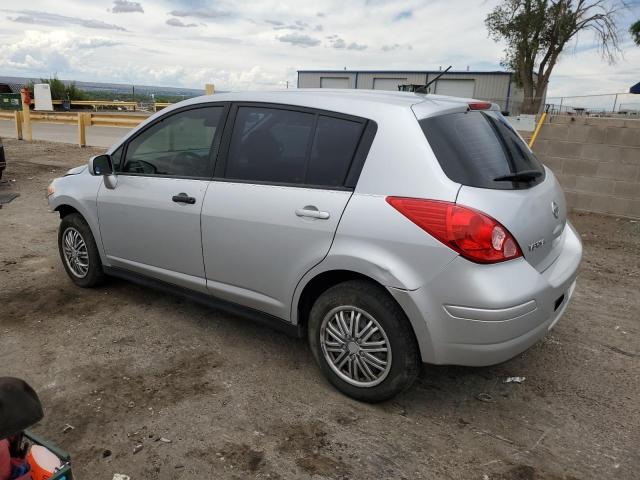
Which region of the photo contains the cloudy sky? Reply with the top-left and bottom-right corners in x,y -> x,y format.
1,0 -> 639,97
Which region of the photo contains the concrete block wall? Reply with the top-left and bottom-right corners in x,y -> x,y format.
533,116 -> 640,219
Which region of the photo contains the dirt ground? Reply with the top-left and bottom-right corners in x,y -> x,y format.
0,138 -> 638,480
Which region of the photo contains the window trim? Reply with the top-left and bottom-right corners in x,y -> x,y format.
214,101 -> 375,190
117,102 -> 231,181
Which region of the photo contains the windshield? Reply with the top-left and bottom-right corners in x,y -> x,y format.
419,110 -> 545,190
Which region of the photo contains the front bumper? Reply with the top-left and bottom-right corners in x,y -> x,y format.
389,221 -> 582,366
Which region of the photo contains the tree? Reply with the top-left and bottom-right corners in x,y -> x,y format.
631,20 -> 640,45
486,0 -> 624,113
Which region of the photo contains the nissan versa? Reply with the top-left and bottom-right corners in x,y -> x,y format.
47,90 -> 582,402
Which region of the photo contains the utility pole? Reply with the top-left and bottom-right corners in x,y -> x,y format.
286,81 -> 289,89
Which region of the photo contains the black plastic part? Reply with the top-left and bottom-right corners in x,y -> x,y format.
554,294 -> 565,312
103,266 -> 305,338
0,378 -> 44,438
344,120 -> 378,188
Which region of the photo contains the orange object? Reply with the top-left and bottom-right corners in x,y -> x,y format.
26,445 -> 61,480
0,439 -> 10,480
20,88 -> 31,106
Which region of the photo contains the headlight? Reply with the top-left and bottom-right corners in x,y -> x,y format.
46,183 -> 55,197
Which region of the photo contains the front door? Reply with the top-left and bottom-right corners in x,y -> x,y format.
98,105 -> 226,292
201,104 -> 367,319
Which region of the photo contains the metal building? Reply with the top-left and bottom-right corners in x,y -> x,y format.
297,70 -> 539,115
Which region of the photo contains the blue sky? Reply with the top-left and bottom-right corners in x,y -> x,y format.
0,0 -> 638,97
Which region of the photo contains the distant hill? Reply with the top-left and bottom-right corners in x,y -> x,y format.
0,75 -> 206,97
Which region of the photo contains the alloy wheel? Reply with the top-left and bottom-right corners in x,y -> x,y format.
320,306 -> 392,387
62,227 -> 89,278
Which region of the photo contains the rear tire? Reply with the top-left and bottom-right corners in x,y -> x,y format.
58,213 -> 105,288
308,280 -> 420,402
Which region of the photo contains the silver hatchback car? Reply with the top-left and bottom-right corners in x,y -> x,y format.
48,90 -> 581,402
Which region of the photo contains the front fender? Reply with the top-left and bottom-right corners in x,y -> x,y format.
48,174 -> 107,266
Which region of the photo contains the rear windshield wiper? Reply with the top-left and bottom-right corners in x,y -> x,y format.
493,170 -> 542,182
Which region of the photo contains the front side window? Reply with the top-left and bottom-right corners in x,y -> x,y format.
122,106 -> 223,178
225,107 -> 314,184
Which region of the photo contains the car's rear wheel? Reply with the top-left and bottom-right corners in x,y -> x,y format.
58,213 -> 105,287
308,280 -> 420,402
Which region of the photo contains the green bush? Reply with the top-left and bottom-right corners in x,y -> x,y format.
28,76 -> 87,100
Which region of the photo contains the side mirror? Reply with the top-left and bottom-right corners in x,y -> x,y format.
89,154 -> 113,176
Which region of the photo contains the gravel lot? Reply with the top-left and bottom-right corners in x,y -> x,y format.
0,138 -> 638,480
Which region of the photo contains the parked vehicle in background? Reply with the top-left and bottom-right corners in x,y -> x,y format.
0,137 -> 6,180
46,90 -> 582,402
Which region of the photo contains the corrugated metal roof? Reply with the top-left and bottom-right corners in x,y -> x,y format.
298,69 -> 512,75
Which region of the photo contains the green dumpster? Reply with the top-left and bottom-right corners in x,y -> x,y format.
0,93 -> 21,111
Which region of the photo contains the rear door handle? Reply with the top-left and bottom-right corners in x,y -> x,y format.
295,206 -> 330,220
172,193 -> 196,205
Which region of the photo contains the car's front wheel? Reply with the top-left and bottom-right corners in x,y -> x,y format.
308,280 -> 420,402
58,213 -> 105,288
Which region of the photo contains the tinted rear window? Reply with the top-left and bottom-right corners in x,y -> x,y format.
420,111 -> 545,189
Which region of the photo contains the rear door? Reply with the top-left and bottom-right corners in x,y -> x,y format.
201,104 -> 369,319
98,105 -> 227,292
419,109 -> 566,272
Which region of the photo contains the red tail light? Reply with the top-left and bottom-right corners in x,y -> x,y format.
386,197 -> 522,264
468,102 -> 492,110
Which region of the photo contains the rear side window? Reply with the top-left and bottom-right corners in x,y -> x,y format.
420,111 -> 545,189
226,107 -> 314,184
224,106 -> 365,188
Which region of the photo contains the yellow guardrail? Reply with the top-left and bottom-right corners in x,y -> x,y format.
0,110 -> 149,146
51,100 -> 139,110
0,82 -> 217,145
89,114 -> 148,128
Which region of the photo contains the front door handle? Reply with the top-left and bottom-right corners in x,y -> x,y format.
295,206 -> 330,220
172,193 -> 196,204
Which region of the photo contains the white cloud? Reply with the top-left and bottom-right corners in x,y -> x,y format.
111,1 -> 144,14
166,18 -> 197,27
328,36 -> 367,51
0,30 -> 118,73
6,9 -> 126,31
168,8 -> 230,19
277,33 -> 321,47
0,0 -> 638,95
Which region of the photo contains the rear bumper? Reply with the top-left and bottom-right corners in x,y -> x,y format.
389,221 -> 582,366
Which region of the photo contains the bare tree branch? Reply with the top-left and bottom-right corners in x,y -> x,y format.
486,0 -> 627,113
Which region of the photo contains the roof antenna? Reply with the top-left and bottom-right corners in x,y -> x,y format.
416,65 -> 451,94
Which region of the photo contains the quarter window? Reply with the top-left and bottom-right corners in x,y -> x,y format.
122,107 -> 223,178
307,116 -> 363,187
110,145 -> 124,172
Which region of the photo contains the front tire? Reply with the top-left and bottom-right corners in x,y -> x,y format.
308,280 -> 420,402
58,213 -> 105,288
